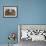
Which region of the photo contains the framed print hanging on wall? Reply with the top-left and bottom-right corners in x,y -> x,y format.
3,6 -> 17,18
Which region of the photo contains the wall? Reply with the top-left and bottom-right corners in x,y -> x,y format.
0,0 -> 18,44
0,0 -> 46,44
18,0 -> 46,24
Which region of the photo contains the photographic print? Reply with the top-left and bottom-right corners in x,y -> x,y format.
3,6 -> 17,17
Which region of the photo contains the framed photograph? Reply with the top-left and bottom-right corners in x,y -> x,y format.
3,6 -> 17,17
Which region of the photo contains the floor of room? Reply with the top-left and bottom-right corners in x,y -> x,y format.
19,40 -> 46,46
